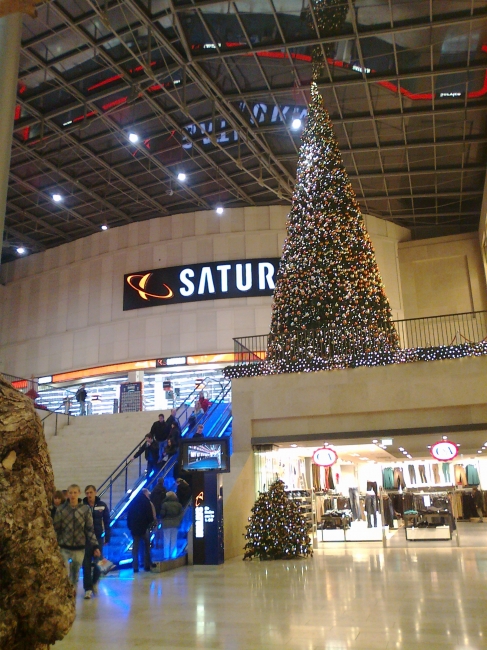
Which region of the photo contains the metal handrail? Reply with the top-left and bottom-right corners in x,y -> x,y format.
100,378 -> 232,515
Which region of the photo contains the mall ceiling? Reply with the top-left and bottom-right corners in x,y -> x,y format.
3,0 -> 487,262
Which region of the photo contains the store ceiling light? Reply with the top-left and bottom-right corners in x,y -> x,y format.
372,439 -> 378,443
398,447 -> 404,451
16,247 -> 25,254
177,172 -> 186,181
407,454 -> 412,459
52,194 -> 62,202
128,132 -> 139,143
290,444 -> 297,448
442,435 -> 448,440
291,118 -> 302,129
101,224 -> 108,231
216,206 -> 224,215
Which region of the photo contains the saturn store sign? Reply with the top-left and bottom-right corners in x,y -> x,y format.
123,258 -> 280,310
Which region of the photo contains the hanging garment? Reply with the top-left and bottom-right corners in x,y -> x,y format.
366,481 -> 378,499
408,465 -> 417,484
312,464 -> 321,491
432,464 -> 441,484
383,467 -> 394,489
393,467 -> 406,489
349,488 -> 361,520
365,494 -> 378,527
442,463 -> 451,482
326,467 -> 335,490
418,465 -> 427,483
454,464 -> 467,486
466,464 -> 480,486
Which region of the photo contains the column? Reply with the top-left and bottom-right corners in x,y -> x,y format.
0,13 -> 23,261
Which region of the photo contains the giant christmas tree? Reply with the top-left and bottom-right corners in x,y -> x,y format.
267,82 -> 398,370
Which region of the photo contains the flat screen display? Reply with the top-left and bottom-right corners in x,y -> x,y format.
180,438 -> 230,473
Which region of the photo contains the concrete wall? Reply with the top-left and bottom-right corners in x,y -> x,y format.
0,207 -> 408,378
398,232 -> 487,318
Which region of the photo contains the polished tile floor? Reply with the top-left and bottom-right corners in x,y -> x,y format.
57,546 -> 487,650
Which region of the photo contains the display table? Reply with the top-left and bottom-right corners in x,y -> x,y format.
403,512 -> 453,541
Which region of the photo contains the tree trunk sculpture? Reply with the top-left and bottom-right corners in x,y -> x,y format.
0,375 -> 75,649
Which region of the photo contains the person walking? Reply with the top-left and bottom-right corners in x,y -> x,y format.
472,487 -> 484,522
127,489 -> 156,572
75,384 -> 88,416
53,484 -> 100,594
82,485 -> 111,599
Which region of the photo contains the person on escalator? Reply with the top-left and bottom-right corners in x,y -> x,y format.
160,425 -> 180,464
150,478 -> 167,518
133,435 -> 159,475
160,491 -> 183,560
176,478 -> 192,507
198,391 -> 211,414
127,489 -> 156,573
192,424 -> 204,439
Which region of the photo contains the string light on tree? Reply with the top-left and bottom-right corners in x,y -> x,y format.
243,479 -> 312,561
266,82 -> 398,372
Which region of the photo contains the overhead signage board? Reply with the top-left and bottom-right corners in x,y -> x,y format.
123,257 -> 280,311
312,447 -> 338,467
430,440 -> 459,462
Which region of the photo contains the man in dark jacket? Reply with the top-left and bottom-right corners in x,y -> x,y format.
76,384 -> 88,416
176,478 -> 192,507
472,487 -> 484,522
133,435 -> 159,475
53,484 -> 100,593
150,478 -> 167,517
82,485 -> 111,598
150,413 -> 169,458
127,489 -> 156,572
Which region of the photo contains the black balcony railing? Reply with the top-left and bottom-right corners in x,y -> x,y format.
232,310 -> 487,366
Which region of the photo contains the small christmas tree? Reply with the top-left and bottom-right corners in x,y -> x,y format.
267,82 -> 398,371
243,479 -> 313,561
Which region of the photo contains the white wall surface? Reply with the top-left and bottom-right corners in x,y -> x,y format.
0,206 -> 408,378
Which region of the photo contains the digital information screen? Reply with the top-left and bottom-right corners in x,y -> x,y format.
186,443 -> 227,471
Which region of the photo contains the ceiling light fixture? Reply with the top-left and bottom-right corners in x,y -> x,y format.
398,447 -> 404,451
16,247 -> 25,254
372,439 -> 378,443
177,172 -> 186,181
52,194 -> 62,202
442,436 -> 448,440
216,206 -> 224,215
290,444 -> 297,448
291,118 -> 302,129
128,132 -> 139,143
101,224 -> 108,231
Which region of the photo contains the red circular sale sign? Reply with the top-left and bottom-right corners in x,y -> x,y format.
430,440 -> 458,462
313,447 -> 338,467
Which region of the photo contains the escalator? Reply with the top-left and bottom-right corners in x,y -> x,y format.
99,379 -> 232,568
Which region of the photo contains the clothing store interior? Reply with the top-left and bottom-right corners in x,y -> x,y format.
254,429 -> 487,548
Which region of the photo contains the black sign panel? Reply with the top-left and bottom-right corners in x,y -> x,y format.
123,257 -> 280,311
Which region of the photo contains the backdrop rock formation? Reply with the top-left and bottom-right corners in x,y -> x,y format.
0,375 -> 75,650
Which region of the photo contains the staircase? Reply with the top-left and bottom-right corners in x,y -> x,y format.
47,410 -> 171,492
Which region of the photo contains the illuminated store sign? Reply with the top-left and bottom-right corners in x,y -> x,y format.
123,258 -> 280,310
313,447 -> 338,467
430,440 -> 459,462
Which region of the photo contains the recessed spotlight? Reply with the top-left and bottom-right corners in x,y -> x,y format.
52,194 -> 62,202
291,118 -> 302,129
398,447 -> 404,452
16,247 -> 25,254
478,450 -> 482,454
442,436 -> 448,440
407,454 -> 412,459
216,206 -> 224,215
177,172 -> 186,181
290,444 -> 297,448
427,445 -> 431,449
101,224 -> 108,231
403,451 -> 408,455
372,439 -> 378,444
128,132 -> 139,143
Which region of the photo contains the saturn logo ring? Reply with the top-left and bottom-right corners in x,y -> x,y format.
126,273 -> 174,300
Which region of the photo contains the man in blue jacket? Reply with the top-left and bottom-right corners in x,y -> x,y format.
82,485 -> 111,599
53,484 -> 100,595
